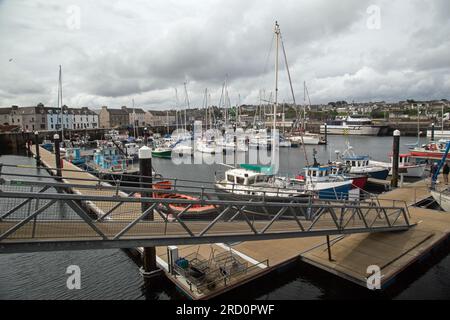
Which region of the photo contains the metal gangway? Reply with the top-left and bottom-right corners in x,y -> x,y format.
0,167 -> 413,254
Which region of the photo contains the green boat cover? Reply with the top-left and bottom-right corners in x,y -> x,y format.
239,163 -> 273,174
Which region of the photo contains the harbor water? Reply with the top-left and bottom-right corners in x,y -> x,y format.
1,135 -> 449,300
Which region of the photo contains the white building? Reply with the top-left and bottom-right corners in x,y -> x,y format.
73,107 -> 99,129
46,106 -> 98,130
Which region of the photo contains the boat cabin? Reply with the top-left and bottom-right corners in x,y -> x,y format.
93,146 -> 127,171
389,154 -> 414,166
303,166 -> 332,183
224,168 -> 271,186
342,155 -> 370,168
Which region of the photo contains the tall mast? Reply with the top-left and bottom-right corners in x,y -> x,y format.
184,82 -> 190,131
303,81 -> 306,131
273,21 -> 280,134
204,88 -> 208,130
174,88 -> 179,130
59,65 -> 63,140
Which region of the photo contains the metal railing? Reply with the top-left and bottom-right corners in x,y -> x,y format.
0,176 -> 412,253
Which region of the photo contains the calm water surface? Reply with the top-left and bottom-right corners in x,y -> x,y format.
1,135 -> 449,300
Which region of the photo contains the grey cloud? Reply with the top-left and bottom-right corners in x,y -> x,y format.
0,0 -> 448,109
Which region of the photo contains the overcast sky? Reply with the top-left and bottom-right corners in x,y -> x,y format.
0,0 -> 449,110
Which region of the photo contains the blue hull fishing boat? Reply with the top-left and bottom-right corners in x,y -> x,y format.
64,147 -> 85,166
41,139 -> 53,151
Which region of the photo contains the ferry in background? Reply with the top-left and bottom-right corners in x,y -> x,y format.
320,116 -> 381,136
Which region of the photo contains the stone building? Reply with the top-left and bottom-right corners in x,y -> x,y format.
121,106 -> 146,127
99,106 -> 129,128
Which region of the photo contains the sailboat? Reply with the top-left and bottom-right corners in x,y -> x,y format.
215,22 -> 310,210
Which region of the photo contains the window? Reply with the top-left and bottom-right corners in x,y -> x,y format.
227,175 -> 234,183
51,124 -> 53,129
352,161 -> 356,167
247,176 -> 256,185
40,124 -> 45,129
236,177 -> 245,185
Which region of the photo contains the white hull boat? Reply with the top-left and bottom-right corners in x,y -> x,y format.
288,134 -> 321,145
431,189 -> 450,212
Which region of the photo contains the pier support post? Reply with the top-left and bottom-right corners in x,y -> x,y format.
391,130 -> 400,188
431,123 -> 435,141
324,123 -> 328,145
54,133 -> 62,178
34,131 -> 40,166
139,146 -> 159,277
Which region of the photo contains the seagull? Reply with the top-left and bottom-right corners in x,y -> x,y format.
9,58 -> 13,62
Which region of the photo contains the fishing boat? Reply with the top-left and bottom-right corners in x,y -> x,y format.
338,144 -> 389,180
84,143 -> 138,182
215,164 -> 310,215
329,163 -> 368,189
64,147 -> 85,166
41,139 -> 53,151
291,165 -> 353,200
124,142 -> 139,159
320,116 -> 381,136
370,153 -> 427,178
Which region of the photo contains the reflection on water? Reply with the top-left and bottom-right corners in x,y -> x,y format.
1,135 -> 449,300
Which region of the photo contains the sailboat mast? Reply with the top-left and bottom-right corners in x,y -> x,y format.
184,82 -> 189,131
59,65 -> 63,140
417,103 -> 420,144
303,81 -> 306,131
273,22 -> 280,135
204,88 -> 208,130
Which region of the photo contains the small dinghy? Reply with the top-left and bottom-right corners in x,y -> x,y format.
136,181 -> 218,219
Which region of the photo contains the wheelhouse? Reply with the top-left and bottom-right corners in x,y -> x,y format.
342,155 -> 370,168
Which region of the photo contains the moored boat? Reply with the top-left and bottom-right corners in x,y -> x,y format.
370,153 -> 427,178
430,189 -> 450,212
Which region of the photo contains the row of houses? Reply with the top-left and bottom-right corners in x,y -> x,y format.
0,104 -> 98,132
0,104 -> 180,132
